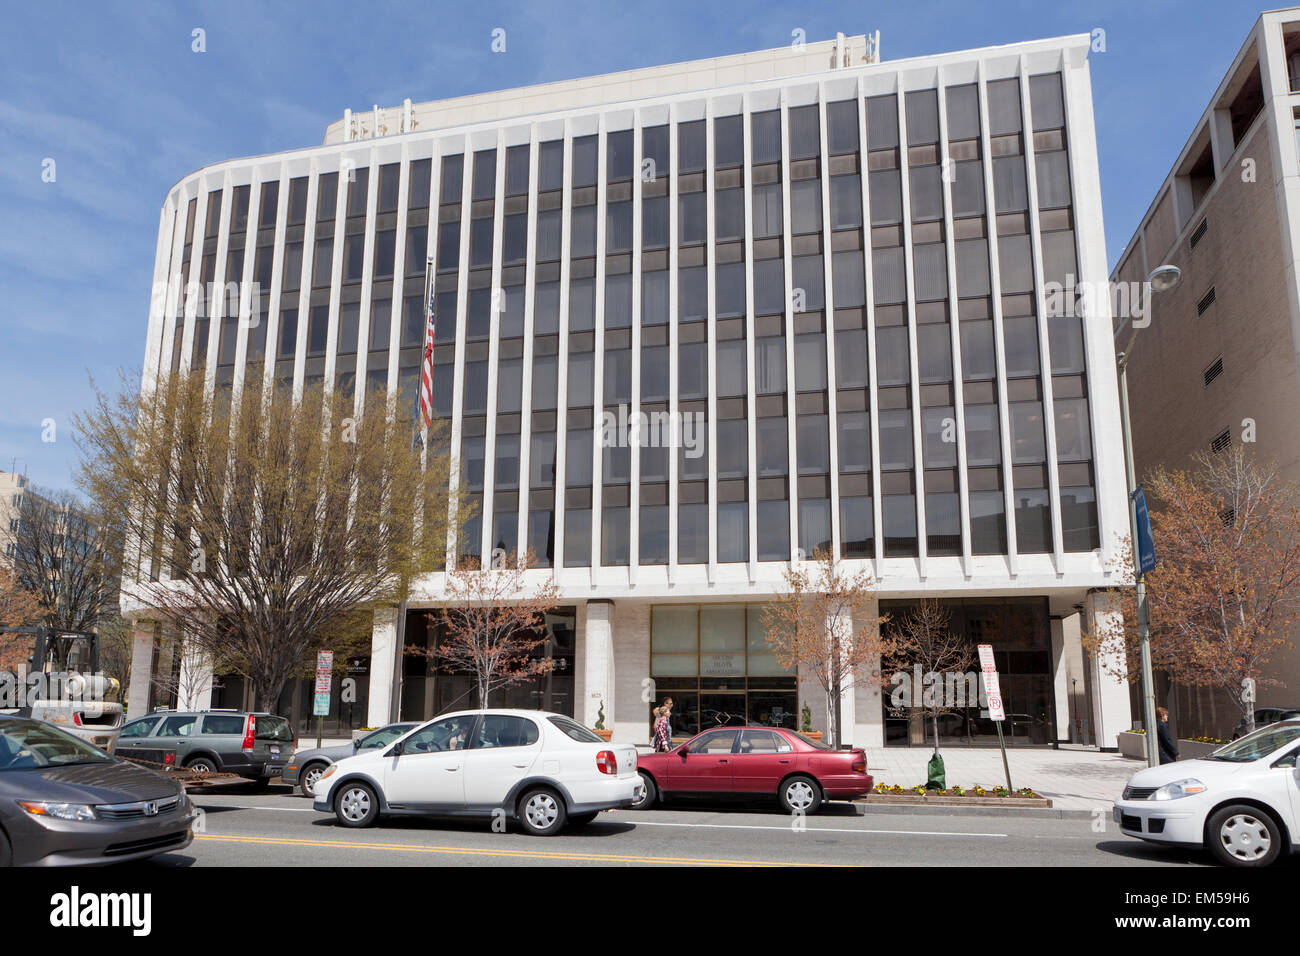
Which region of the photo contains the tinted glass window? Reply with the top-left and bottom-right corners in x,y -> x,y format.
474,715 -> 540,748
200,715 -> 246,735
687,729 -> 739,754
403,715 -> 477,753
548,715 -> 604,743
157,715 -> 199,736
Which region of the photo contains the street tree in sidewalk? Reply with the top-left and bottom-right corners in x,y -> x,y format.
1085,447 -> 1300,737
761,548 -> 889,749
410,549 -> 560,709
883,599 -> 978,767
74,368 -> 456,711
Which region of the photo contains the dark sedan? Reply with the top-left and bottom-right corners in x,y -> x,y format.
0,716 -> 195,866
632,726 -> 872,814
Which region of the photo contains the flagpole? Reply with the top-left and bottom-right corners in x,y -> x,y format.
420,255 -> 433,463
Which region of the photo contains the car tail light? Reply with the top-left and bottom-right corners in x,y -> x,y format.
242,715 -> 256,751
164,752 -> 176,767
72,712 -> 83,727
595,750 -> 618,775
851,753 -> 867,773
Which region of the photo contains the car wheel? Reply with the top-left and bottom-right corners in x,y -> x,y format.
779,775 -> 823,815
570,811 -> 599,826
0,828 -> 11,867
1206,804 -> 1283,867
630,772 -> 657,810
186,756 -> 218,774
518,787 -> 567,836
299,762 -> 328,796
334,782 -> 380,828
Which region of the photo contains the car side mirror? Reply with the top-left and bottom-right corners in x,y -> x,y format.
387,742 -> 403,757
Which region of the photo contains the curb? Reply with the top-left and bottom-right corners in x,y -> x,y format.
849,802 -> 1097,820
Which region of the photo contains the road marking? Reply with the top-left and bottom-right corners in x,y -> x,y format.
195,833 -> 837,866
194,803 -> 317,812
627,820 -> 1008,838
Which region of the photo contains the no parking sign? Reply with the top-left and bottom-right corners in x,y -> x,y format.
978,644 -> 1005,722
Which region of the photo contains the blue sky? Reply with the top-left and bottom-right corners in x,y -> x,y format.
0,0 -> 1269,492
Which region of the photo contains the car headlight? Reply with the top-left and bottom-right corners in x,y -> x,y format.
19,801 -> 98,821
1151,778 -> 1207,800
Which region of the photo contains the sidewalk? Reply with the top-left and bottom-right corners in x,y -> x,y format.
864,746 -> 1137,812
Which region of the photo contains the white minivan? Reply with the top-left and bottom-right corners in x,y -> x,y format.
312,709 -> 640,836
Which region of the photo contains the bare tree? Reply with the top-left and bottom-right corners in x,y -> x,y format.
1085,447 -> 1300,736
74,368 -> 456,710
409,550 -> 560,708
761,548 -> 889,748
0,565 -> 44,671
12,489 -> 120,665
885,599 -> 978,754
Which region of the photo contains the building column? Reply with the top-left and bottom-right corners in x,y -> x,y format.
853,598 -> 885,748
582,600 -> 614,730
1084,589 -> 1132,751
1049,616 -> 1070,744
126,620 -> 156,718
612,602 -> 650,744
177,634 -> 214,711
367,607 -> 399,727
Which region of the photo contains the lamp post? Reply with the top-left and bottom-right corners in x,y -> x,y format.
1115,264 -> 1181,767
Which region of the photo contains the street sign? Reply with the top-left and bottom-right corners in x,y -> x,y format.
1132,485 -> 1157,576
978,643 -> 1014,793
313,651 -> 333,724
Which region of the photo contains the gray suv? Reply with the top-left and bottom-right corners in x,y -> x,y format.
115,710 -> 295,786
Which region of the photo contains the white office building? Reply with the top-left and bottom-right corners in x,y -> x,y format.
125,32 -> 1133,750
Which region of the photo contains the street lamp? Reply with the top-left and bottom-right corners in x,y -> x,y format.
1116,264 -> 1181,767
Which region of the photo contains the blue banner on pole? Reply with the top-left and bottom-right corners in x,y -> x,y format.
1132,486 -> 1157,576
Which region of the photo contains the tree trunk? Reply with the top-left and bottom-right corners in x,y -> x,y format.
931,710 -> 939,755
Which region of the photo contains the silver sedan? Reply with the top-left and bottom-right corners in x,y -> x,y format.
283,723 -> 416,795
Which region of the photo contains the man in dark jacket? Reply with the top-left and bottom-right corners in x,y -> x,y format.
1156,706 -> 1179,764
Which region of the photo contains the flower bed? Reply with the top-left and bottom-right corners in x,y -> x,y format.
858,783 -> 1052,808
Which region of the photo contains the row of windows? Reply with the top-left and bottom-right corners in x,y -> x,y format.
162,74 -> 1098,568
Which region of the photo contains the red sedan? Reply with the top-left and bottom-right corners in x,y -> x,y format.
631,726 -> 872,814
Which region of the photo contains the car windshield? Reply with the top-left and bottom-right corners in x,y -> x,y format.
548,715 -> 603,743
361,725 -> 413,748
1208,723 -> 1300,762
0,720 -> 114,770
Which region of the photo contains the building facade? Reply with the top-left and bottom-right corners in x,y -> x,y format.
124,32 -> 1134,748
1112,8 -> 1300,739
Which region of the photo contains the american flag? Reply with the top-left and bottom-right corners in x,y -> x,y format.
417,264 -> 436,434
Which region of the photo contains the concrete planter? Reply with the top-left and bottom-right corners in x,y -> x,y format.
1118,730 -> 1147,759
858,793 -> 1053,809
1118,731 -> 1223,760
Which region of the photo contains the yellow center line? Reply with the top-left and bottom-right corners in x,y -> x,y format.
196,833 -> 837,867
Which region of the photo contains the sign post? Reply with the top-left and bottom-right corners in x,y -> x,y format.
978,645 -> 1014,793
313,651 -> 333,748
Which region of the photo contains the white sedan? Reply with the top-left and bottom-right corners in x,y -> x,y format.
1113,719 -> 1300,866
312,709 -> 640,835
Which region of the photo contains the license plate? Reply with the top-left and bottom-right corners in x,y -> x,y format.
270,746 -> 281,755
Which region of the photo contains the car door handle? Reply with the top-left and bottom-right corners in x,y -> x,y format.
445,766 -> 460,772
779,759 -> 791,764
717,759 -> 729,764
512,762 -> 529,768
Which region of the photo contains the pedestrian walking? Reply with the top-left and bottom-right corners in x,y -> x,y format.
652,697 -> 674,752
1156,706 -> 1180,764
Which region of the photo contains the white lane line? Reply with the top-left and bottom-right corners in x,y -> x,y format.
195,803 -> 318,812
626,820 -> 1008,838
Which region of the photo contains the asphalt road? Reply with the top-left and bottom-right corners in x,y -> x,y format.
119,782 -> 1255,867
